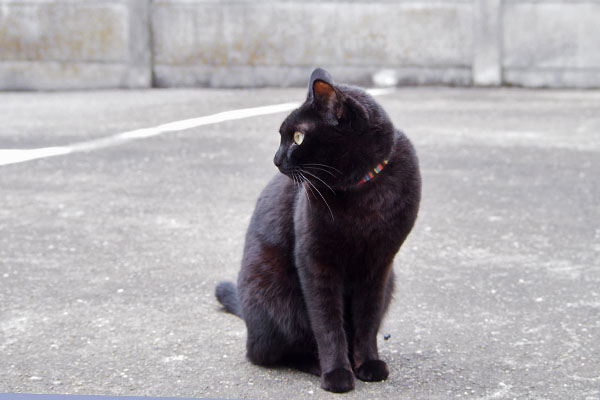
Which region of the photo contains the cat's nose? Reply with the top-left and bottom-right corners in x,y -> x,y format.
273,148 -> 285,167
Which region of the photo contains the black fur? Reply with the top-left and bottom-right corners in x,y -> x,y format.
215,68 -> 421,393
215,281 -> 242,317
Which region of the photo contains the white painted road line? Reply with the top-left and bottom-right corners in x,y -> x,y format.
0,102 -> 300,167
0,88 -> 394,167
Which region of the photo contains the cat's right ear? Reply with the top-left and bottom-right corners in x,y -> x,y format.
307,68 -> 343,126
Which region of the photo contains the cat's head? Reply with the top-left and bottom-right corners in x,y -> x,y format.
274,68 -> 394,190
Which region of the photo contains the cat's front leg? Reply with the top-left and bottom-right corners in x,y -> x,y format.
350,267 -> 394,382
297,259 -> 355,393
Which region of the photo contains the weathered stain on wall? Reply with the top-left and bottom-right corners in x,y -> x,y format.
0,0 -> 599,90
0,3 -> 128,62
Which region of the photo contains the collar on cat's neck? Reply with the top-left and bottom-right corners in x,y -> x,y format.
357,159 -> 389,186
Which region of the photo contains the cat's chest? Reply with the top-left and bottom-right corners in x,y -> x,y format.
297,184 -> 388,220
295,197 -> 397,251
293,214 -> 398,277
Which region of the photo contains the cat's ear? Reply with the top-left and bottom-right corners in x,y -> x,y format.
307,68 -> 343,126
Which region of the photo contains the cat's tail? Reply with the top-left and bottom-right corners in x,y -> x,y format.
215,281 -> 242,318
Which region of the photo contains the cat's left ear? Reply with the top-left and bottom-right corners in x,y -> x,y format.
308,68 -> 343,126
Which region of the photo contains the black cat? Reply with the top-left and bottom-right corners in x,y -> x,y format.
215,68 -> 421,393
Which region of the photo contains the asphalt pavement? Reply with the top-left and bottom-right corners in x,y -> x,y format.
0,87 -> 599,400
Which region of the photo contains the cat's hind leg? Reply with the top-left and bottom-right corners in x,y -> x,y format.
280,338 -> 320,376
243,302 -> 319,375
243,305 -> 288,366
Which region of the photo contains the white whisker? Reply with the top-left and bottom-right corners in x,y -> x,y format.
302,182 -> 312,211
299,171 -> 334,222
296,170 -> 312,211
299,168 -> 336,195
303,163 -> 342,174
291,171 -> 299,189
301,165 -> 337,177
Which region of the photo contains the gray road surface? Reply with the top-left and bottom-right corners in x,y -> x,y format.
0,87 -> 599,400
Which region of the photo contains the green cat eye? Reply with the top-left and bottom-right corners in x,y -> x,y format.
294,131 -> 304,145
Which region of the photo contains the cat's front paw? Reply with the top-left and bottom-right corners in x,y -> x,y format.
355,359 -> 389,382
321,368 -> 355,393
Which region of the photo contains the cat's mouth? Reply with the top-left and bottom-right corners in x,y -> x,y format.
276,165 -> 293,177
279,167 -> 305,184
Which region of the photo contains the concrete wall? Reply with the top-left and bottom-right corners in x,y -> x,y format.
502,0 -> 600,88
0,0 -> 151,90
0,0 -> 599,89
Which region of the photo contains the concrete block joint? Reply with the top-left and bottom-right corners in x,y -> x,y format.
0,0 -> 599,89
